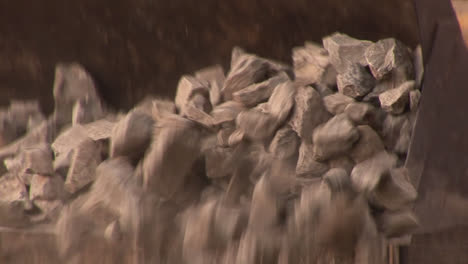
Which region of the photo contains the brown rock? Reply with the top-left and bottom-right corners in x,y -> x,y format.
322,168 -> 352,195
292,42 -> 336,86
175,75 -> 208,111
236,108 -> 277,142
413,45 -> 424,88
227,129 -> 245,146
322,33 -> 372,73
82,119 -> 115,141
328,156 -> 355,175
379,81 -> 414,114
350,125 -> 385,163
381,113 -> 408,150
296,142 -> 329,177
183,94 -> 215,127
32,199 -> 63,222
269,126 -> 300,159
195,64 -> 225,106
323,93 -> 355,115
249,176 -> 278,233
110,110 -> 154,163
71,97 -> 104,125
268,81 -> 296,125
344,102 -> 377,126
205,146 -> 233,179
336,63 -> 375,99
65,137 -> 102,194
217,125 -> 236,147
233,72 -> 289,107
365,38 -> 413,80
152,99 -> 177,120
22,144 -> 54,175
289,86 -> 329,140
350,151 -> 397,193
355,210 -> 385,264
409,89 -> 421,112
223,53 -> 269,101
312,114 -> 360,161
375,209 -> 419,238
211,101 -> 245,126
30,174 -> 64,201
394,118 -> 412,154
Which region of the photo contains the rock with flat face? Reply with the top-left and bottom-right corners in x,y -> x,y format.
365,38 -> 414,80
394,118 -> 412,154
29,174 -> 65,201
323,93 -> 355,115
269,126 -> 300,159
323,33 -> 373,73
336,63 -> 375,99
268,81 -> 296,125
152,99 -> 177,120
71,97 -> 104,126
233,72 -> 289,107
328,155 -> 355,175
375,209 -> 419,238
296,142 -> 329,177
289,86 -> 329,141
22,144 -> 54,176
350,151 -> 397,193
350,125 -> 385,163
183,94 -> 215,128
312,114 -> 360,161
195,65 -> 225,106
235,108 -> 277,142
379,81 -> 414,114
413,45 -> 424,88
211,101 -> 245,126
292,42 -> 336,87
175,75 -> 209,111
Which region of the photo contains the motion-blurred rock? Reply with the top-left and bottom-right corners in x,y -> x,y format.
175,75 -> 208,111
22,143 -> 54,175
351,151 -> 397,193
195,64 -> 225,106
350,125 -> 385,163
268,81 -> 296,125
409,89 -> 421,112
323,93 -> 355,115
233,72 -> 289,107
375,209 -> 419,238
269,126 -> 300,159
328,155 -> 355,175
296,142 -> 329,177
30,174 -> 64,201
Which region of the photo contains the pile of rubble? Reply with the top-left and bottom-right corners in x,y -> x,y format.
0,32 -> 423,263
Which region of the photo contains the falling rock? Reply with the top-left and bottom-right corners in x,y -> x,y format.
233,72 -> 289,107
52,125 -> 90,157
175,75 -> 209,111
151,99 -> 177,120
289,86 -> 329,140
183,94 -> 215,127
365,38 -> 414,80
355,210 -> 385,264
0,174 -> 30,227
344,102 -> 378,126
65,137 -> 102,194
249,176 -> 280,238
312,114 -> 360,161
413,45 -> 424,88
22,144 -> 54,176
211,101 -> 245,126
381,113 -> 408,150
205,146 -> 233,179
195,64 -> 225,106
322,32 -> 373,73
33,199 -> 64,222
394,119 -> 412,154
409,89 -> 421,112
323,93 -> 355,115
217,125 -> 236,147
315,83 -> 334,97
110,110 -> 154,163
53,63 -> 101,124
71,97 -> 104,125
82,119 -> 115,142
143,115 -> 203,198
328,156 -> 355,175
268,81 -> 296,125
351,151 -> 397,193
228,129 -> 245,146
375,209 -> 419,238
379,81 -> 415,114
292,42 -> 336,86
104,220 -> 122,243
269,126 -> 300,159
323,168 -> 352,195
30,174 -> 65,201
236,108 -> 277,141
350,125 -> 385,163
296,142 -> 329,177
370,167 -> 417,210
336,63 -> 375,99
223,53 -> 269,101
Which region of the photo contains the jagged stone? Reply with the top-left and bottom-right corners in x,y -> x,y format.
344,102 -> 381,129
381,113 -> 408,150
268,81 -> 296,125
323,168 -> 352,195
328,156 -> 355,175
351,151 -> 397,193
296,142 -> 329,177
152,99 -> 177,120
269,126 -> 300,159
175,75 -> 208,111
22,144 -> 54,176
379,81 -> 414,114
394,119 -> 412,154
292,42 -> 336,86
183,94 -> 214,127
236,108 -> 277,142
0,174 -> 30,227
29,174 -> 64,201
228,129 -> 245,146
211,101 -> 245,126
217,124 -> 236,147
312,114 -> 360,161
350,125 -> 385,163
290,86 -> 329,141
195,65 -> 225,106
233,72 -> 289,107
32,199 -> 63,222
322,33 -> 372,73
323,93 -> 355,115
336,63 -> 375,99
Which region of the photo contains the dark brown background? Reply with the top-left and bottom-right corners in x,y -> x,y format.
0,0 -> 419,114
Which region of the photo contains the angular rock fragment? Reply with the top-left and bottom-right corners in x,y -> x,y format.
29,174 -> 64,201
235,108 -> 277,141
71,97 -> 104,125
205,146 -> 233,179
350,125 -> 385,163
65,137 -> 102,194
152,99 -> 177,119
175,75 -> 209,111
183,94 -> 215,127
381,113 -> 408,150
351,151 -> 397,193
233,72 -> 289,107
379,81 -> 414,114
296,142 -> 329,177
292,42 -> 336,86
375,209 -> 419,238
323,93 -> 355,115
312,114 -> 360,161
0,174 -> 30,227
22,144 -> 54,175
228,129 -> 245,146
195,65 -> 225,106
394,119 -> 412,154
82,119 -> 115,141
289,86 -> 329,140
268,81 -> 296,125
409,89 -> 421,112
32,199 -> 63,222
336,63 -> 375,98
249,176 -> 278,233
365,38 -> 414,80
328,155 -> 355,175
269,126 -> 300,159
110,110 -> 154,163
323,33 -> 372,73
211,101 -> 245,126
223,53 -> 269,101
315,83 -> 334,97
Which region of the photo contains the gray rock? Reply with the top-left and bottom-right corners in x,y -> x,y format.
29,174 -> 64,201
223,54 -> 269,101
379,81 -> 414,114
268,81 -> 296,125
351,151 -> 397,193
233,72 -> 289,107
292,42 -> 336,86
328,156 -> 355,175
413,45 -> 424,89
409,89 -> 421,112
365,38 -> 413,80
289,86 -> 329,141
65,137 -> 102,194
344,102 -> 379,128
296,142 -> 329,177
205,146 -> 233,179
110,110 -> 154,163
269,126 -> 300,159
22,144 -> 54,176
350,125 -> 385,163
211,101 -> 245,126
195,65 -> 225,106
323,93 -> 355,115
375,209 -> 419,238
315,83 -> 334,97
312,114 -> 360,161
175,75 -> 208,111
336,63 -> 375,99
322,33 -> 373,73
